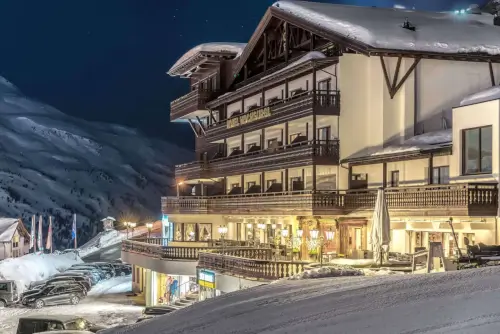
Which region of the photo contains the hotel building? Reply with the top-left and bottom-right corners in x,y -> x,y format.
123,1 -> 500,304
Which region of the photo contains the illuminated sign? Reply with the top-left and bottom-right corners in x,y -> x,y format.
198,269 -> 216,289
226,107 -> 272,129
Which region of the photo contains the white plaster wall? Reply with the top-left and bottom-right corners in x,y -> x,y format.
451,100 -> 500,182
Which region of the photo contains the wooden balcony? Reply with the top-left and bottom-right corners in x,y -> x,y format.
170,88 -> 218,121
198,248 -> 307,280
162,183 -> 498,217
204,90 -> 340,142
175,140 -> 340,179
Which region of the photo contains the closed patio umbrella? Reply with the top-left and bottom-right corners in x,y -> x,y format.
370,188 -> 391,265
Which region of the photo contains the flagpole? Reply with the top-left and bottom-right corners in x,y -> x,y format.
31,215 -> 35,253
73,214 -> 77,249
50,216 -> 53,253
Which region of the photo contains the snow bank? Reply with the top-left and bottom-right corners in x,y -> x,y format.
287,265 -> 363,280
459,86 -> 500,107
362,268 -> 405,276
78,230 -> 123,258
0,252 -> 82,291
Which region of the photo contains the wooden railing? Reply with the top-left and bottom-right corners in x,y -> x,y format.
162,183 -> 498,215
131,237 -> 251,247
170,88 -> 218,120
122,240 -> 216,260
175,139 -> 340,179
205,90 -> 340,141
198,251 -> 307,280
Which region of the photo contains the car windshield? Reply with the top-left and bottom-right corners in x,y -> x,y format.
64,319 -> 91,330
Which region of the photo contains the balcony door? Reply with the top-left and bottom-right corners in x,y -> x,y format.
317,79 -> 331,92
317,126 -> 331,142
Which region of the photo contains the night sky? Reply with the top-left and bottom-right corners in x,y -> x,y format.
0,0 -> 474,149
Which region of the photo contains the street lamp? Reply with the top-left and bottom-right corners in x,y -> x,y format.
146,222 -> 153,239
309,228 -> 335,267
176,181 -> 184,197
218,225 -> 228,269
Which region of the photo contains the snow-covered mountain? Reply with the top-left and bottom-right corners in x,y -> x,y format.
0,76 -> 192,248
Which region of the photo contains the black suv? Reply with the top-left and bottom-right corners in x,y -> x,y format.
21,283 -> 86,309
30,276 -> 91,292
16,315 -> 107,334
112,263 -> 132,276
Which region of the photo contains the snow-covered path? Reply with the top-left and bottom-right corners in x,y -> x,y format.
0,276 -> 142,334
106,267 -> 500,334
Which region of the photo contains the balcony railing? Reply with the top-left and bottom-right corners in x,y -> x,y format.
162,183 -> 498,216
204,90 -> 340,141
170,88 -> 218,120
198,251 -> 307,280
175,139 -> 340,179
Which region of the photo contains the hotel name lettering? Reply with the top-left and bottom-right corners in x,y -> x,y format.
226,107 -> 272,129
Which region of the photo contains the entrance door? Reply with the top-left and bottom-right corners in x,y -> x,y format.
355,228 -> 362,250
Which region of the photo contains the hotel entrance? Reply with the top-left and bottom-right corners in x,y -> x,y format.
338,220 -> 367,258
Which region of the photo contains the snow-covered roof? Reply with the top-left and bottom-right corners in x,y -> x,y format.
344,129 -> 452,162
459,86 -> 500,106
0,218 -> 20,242
272,1 -> 500,55
168,42 -> 247,76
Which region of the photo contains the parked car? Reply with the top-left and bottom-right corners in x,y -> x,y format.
22,283 -> 86,309
111,263 -> 131,277
87,263 -> 115,279
0,280 -> 20,308
51,272 -> 97,286
68,265 -> 106,280
28,280 -> 89,295
64,269 -> 101,284
30,277 -> 91,292
16,315 -> 106,334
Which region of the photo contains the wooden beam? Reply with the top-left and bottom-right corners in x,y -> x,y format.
380,56 -> 392,97
208,109 -> 217,124
263,32 -> 268,72
195,116 -> 207,136
489,61 -> 496,86
391,56 -> 402,94
284,22 -> 289,63
187,119 -> 200,138
391,57 -> 421,98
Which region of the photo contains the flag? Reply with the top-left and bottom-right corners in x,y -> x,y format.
72,214 -> 77,249
37,215 -> 43,251
46,216 -> 53,252
30,215 -> 35,250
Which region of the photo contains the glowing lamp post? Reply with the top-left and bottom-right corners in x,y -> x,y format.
309,228 -> 335,267
146,222 -> 153,239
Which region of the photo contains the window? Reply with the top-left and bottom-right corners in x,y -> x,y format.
230,146 -> 240,152
0,283 -> 7,291
247,181 -> 256,188
247,104 -> 258,111
432,166 -> 450,184
267,138 -> 278,148
231,183 -> 239,189
390,171 -> 400,187
246,143 -> 257,151
463,126 -> 492,174
289,133 -> 301,143
266,179 -> 277,189
318,79 -> 331,91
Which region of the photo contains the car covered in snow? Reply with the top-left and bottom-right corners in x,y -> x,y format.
0,280 -> 20,308
30,277 -> 91,292
73,263 -> 115,279
60,270 -> 100,285
16,315 -> 106,334
51,272 -> 98,286
67,265 -> 107,280
21,283 -> 86,309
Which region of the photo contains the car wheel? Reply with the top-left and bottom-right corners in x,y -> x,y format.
34,299 -> 44,309
105,273 -> 111,280
0,299 -> 6,308
70,296 -> 80,305
120,271 -> 126,277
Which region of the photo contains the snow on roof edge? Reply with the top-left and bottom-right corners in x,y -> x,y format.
168,42 -> 247,77
459,86 -> 500,107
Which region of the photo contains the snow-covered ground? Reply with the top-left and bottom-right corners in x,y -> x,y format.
0,276 -> 141,334
78,222 -> 161,258
106,267 -> 500,333
0,252 -> 82,291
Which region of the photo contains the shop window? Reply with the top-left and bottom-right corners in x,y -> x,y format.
174,224 -> 182,241
199,224 -> 212,241
184,223 -> 196,241
462,126 -> 492,174
432,166 -> 450,184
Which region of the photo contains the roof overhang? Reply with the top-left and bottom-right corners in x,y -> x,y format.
342,145 -> 452,165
